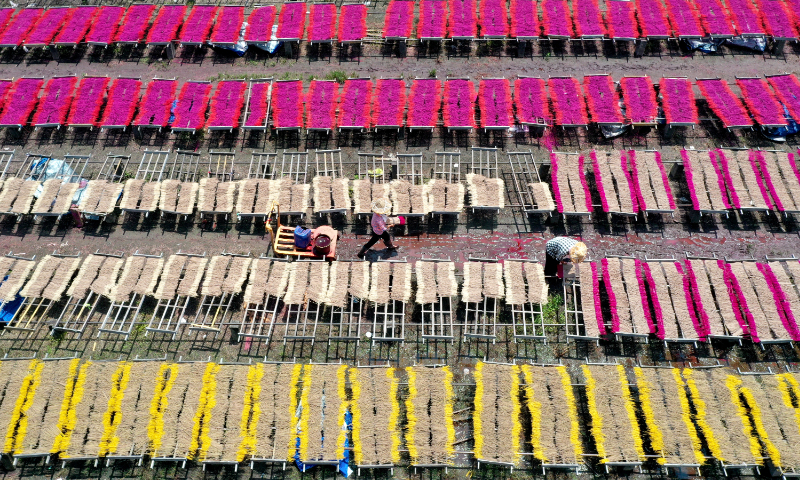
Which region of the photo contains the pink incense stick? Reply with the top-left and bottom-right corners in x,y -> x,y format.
478,78 -> 512,128
407,79 -> 442,127
146,5 -> 186,44
0,9 -> 43,46
572,0 -> 604,37
114,4 -> 156,43
443,79 -> 476,128
418,0 -> 447,38
660,78 -> 698,124
548,77 -> 588,125
620,77 -> 657,124
306,80 -> 338,130
372,79 -> 406,127
605,0 -> 638,39
514,77 -> 550,124
696,78 -> 753,127
635,0 -> 670,38
509,0 -> 540,37
211,6 -> 244,44
208,81 -> 247,129
179,5 -> 218,44
338,79 -> 373,128
736,77 -> 786,126
383,0 -> 415,38
0,78 -> 43,126
54,7 -> 98,44
86,7 -> 124,45
338,4 -> 367,42
479,0 -> 507,37
308,3 -> 336,41
276,2 -> 306,40
67,77 -> 110,127
100,78 -> 141,127
133,79 -> 177,127
33,76 -> 77,126
244,82 -> 271,128
583,75 -> 623,124
244,6 -> 277,43
271,81 -> 303,129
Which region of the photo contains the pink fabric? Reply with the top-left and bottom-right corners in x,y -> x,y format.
244,6 -> 277,42
383,0 -> 415,37
371,213 -> 387,235
99,78 -> 141,127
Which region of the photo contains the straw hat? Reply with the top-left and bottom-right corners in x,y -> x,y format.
569,242 -> 588,264
371,199 -> 389,215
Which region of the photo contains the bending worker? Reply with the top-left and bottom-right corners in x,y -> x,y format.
544,236 -> 587,286
357,199 -> 398,258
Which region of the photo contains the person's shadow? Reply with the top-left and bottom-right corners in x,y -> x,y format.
363,248 -> 400,261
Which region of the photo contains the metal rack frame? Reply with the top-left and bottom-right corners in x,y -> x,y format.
241,78 -> 273,132
134,149 -> 171,181
207,150 -> 237,181
563,268 -> 600,342
507,150 -> 552,215
97,153 -> 131,182
248,151 -> 276,179
371,259 -> 408,343
313,149 -> 348,215
505,259 -> 549,342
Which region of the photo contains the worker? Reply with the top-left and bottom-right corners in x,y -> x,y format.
545,237 -> 587,286
357,199 -> 398,259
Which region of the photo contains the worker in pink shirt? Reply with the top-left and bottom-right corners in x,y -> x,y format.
357,199 -> 399,258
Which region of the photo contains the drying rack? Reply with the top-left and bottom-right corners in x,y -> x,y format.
275,150 -> 309,217
419,257 -> 455,342
429,150 -> 463,215
563,263 -> 601,342
392,153 -> 426,217
98,252 -> 163,340
645,256 -> 701,347
28,154 -> 91,220
329,261 -> 368,344
281,259 -> 325,345
604,255 -> 650,342
354,152 -> 392,216
313,149 -> 348,215
51,251 -> 125,337
506,259 -> 547,342
552,151 -> 592,217
146,251 -> 207,339
237,256 -> 288,341
461,257 -> 500,342
241,78 -> 273,131
159,150 -> 202,221
469,147 -> 502,212
188,252 -> 251,338
247,151 -> 276,179
206,150 -> 237,181
371,258 -> 408,344
507,150 -> 553,215
4,252 -> 82,336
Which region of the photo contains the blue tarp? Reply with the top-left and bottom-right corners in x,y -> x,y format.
0,275 -> 23,324
293,410 -> 352,477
